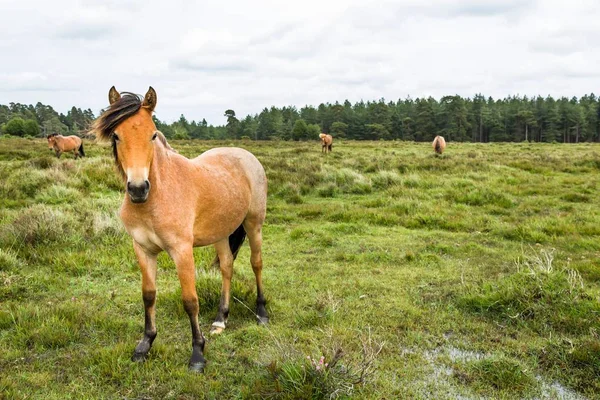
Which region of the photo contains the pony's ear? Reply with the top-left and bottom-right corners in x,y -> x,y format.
108,86 -> 121,105
142,87 -> 157,112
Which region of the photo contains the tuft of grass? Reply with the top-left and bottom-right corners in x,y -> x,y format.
250,330 -> 384,400
256,353 -> 352,399
371,170 -> 402,189
2,168 -> 53,199
458,248 -> 599,333
0,248 -> 25,271
277,183 -> 304,204
498,223 -> 549,243
561,193 -> 590,203
539,338 -> 600,395
316,183 -> 338,198
322,167 -> 372,194
0,205 -> 77,246
27,156 -> 58,169
454,356 -> 537,395
35,184 -> 81,204
446,187 -> 515,208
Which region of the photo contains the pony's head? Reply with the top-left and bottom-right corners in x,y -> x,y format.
91,86 -> 159,203
47,133 -> 57,150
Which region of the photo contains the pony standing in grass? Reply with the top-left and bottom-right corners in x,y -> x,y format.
47,133 -> 85,159
91,87 -> 269,372
319,133 -> 333,153
432,135 -> 446,154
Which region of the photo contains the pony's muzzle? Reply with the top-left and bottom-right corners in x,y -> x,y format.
127,180 -> 151,203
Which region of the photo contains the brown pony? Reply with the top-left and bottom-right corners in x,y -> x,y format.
91,87 -> 269,372
432,135 -> 446,154
47,134 -> 85,158
319,133 -> 333,153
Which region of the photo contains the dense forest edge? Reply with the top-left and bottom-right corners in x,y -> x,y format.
1,94 -> 599,142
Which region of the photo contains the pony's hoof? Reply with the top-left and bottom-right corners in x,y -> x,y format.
131,352 -> 147,362
257,316 -> 269,326
209,326 -> 225,335
188,361 -> 206,373
210,321 -> 226,335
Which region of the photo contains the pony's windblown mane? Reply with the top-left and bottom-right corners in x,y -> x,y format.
90,92 -> 143,142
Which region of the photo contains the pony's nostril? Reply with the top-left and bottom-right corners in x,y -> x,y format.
127,180 -> 150,202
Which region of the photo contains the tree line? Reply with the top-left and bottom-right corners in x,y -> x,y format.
0,102 -> 95,138
2,94 -> 599,142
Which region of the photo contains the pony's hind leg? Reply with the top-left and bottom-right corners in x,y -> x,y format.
132,241 -> 158,362
170,245 -> 206,372
245,223 -> 269,325
210,239 -> 234,335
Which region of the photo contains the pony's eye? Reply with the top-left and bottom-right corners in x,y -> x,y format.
152,133 -> 158,141
112,133 -> 120,142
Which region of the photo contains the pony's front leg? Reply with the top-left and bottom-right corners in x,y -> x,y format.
171,245 -> 206,372
55,150 -> 61,158
210,239 -> 234,335
132,241 -> 158,362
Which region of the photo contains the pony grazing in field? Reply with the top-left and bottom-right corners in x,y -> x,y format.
91,86 -> 269,372
47,134 -> 85,159
319,133 -> 333,153
432,135 -> 446,155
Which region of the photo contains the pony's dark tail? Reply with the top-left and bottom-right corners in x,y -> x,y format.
211,224 -> 247,268
435,140 -> 441,154
79,143 -> 85,157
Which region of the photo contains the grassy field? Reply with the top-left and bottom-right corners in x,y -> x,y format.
0,137 -> 599,399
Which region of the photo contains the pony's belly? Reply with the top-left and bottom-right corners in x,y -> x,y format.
192,235 -> 221,247
192,212 -> 247,247
192,228 -> 229,247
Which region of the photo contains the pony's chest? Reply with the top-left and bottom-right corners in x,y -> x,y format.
128,224 -> 165,252
120,209 -> 166,252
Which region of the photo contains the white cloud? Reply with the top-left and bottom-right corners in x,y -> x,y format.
0,0 -> 598,124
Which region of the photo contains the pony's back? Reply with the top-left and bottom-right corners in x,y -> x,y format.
433,135 -> 446,154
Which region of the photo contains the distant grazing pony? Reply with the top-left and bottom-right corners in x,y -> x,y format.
432,135 -> 446,155
319,133 -> 333,153
47,134 -> 85,159
91,86 -> 269,373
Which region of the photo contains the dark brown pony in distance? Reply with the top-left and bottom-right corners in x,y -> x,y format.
91,87 -> 269,372
319,133 -> 333,153
47,134 -> 85,158
432,135 -> 446,154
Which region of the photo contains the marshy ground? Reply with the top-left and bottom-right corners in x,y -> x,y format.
0,138 -> 599,399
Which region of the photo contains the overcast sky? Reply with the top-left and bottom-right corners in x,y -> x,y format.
0,0 -> 598,124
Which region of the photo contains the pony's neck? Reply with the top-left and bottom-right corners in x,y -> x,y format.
147,140 -> 168,187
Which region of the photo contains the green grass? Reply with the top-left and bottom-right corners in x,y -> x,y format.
0,138 -> 599,399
